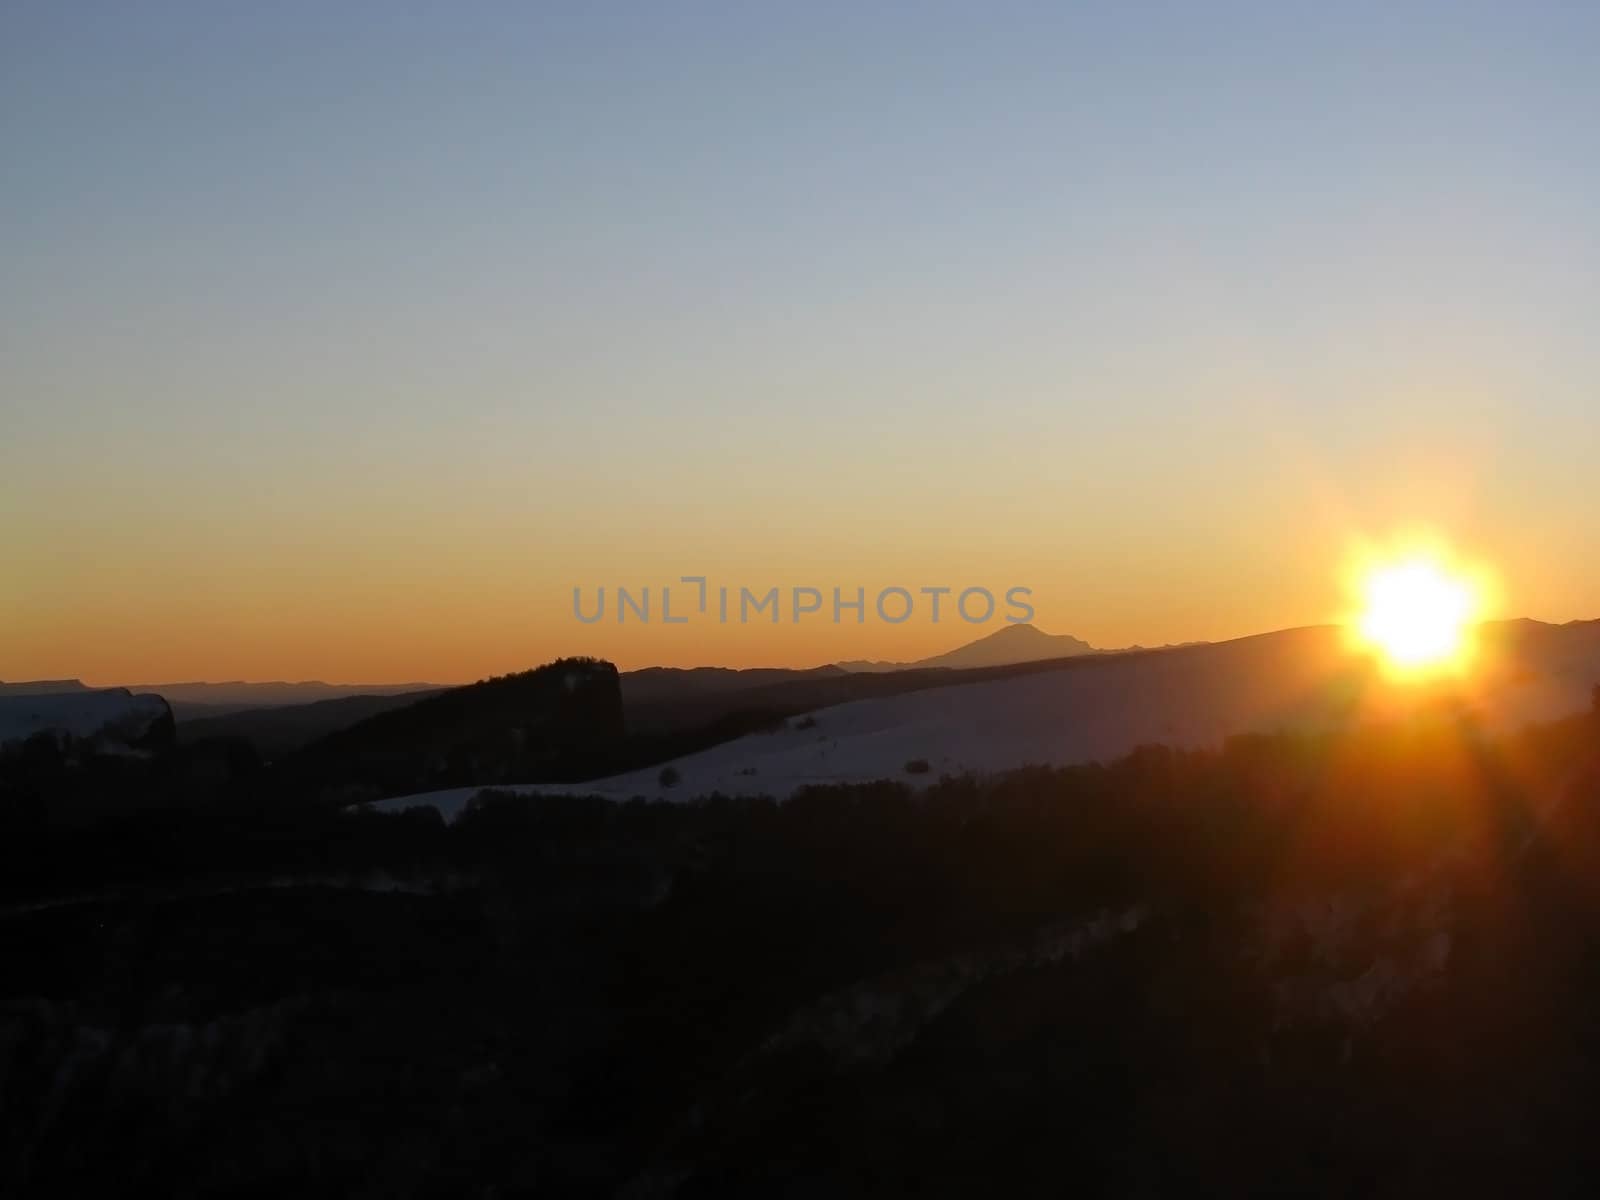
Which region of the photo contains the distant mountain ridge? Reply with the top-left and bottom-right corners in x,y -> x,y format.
125,679 -> 445,710
16,627 -> 1108,717
408,617 -> 1600,808
15,630 -> 1116,759
0,679 -> 447,723
0,680 -> 93,695
837,623 -> 1098,672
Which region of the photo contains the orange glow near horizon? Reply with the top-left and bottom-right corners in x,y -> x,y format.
0,509 -> 1538,688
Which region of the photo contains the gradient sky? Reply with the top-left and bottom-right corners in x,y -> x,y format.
4,2 -> 1598,683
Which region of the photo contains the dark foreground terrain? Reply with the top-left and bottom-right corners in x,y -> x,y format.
5,703 -> 1600,1196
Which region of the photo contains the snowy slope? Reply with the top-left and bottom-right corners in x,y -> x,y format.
367,620 -> 1600,821
0,689 -> 174,754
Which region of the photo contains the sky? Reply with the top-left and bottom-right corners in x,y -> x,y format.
3,1 -> 1598,683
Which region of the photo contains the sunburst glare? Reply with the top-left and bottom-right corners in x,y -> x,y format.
1346,543 -> 1491,677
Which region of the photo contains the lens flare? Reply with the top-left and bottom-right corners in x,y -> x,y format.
1349,548 -> 1486,675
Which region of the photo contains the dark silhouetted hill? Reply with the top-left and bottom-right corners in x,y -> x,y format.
284,658 -> 624,801
9,706 -> 1600,1194
178,690 -> 445,758
171,669 -> 842,761
126,680 -> 448,721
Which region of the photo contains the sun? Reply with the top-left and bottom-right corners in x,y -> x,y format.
1352,554 -> 1481,674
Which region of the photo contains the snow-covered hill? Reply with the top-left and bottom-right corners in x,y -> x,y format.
367,619 -> 1600,821
0,689 -> 175,755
